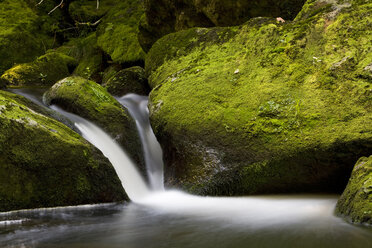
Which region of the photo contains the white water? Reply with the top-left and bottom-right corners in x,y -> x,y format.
50,105 -> 150,202
117,94 -> 164,191
50,96 -> 357,229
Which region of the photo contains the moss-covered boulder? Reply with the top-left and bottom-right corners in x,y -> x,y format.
44,76 -> 145,169
104,66 -> 149,96
336,156 -> 372,225
96,0 -> 145,65
0,0 -> 54,74
0,52 -> 77,87
146,0 -> 372,195
0,90 -> 126,211
139,0 -> 307,51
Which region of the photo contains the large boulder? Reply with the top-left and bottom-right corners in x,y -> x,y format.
146,0 -> 372,195
0,52 -> 77,87
139,0 -> 307,51
0,0 -> 54,74
44,76 -> 145,170
104,66 -> 150,96
0,90 -> 126,211
336,156 -> 372,225
96,0 -> 145,65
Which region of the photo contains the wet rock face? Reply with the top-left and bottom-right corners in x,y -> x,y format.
0,90 -> 126,212
44,76 -> 145,172
146,0 -> 372,195
336,156 -> 372,225
139,0 -> 307,51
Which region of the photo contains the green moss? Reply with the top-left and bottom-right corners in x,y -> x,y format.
104,66 -> 149,96
96,0 -> 145,64
0,0 -> 54,74
147,1 -> 372,195
0,90 -> 126,211
44,76 -> 145,172
336,156 -> 372,225
0,52 -> 77,87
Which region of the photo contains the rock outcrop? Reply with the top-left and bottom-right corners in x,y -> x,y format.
336,156 -> 372,225
146,0 -> 372,195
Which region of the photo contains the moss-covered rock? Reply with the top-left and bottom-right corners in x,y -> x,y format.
96,0 -> 145,65
71,33 -> 105,82
104,66 -> 149,96
0,90 -> 126,212
139,0 -> 307,51
336,156 -> 372,225
146,0 -> 372,195
0,52 -> 77,87
102,64 -> 122,85
0,0 -> 55,74
44,76 -> 145,170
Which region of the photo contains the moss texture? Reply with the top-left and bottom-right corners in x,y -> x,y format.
139,0 -> 307,51
0,90 -> 126,212
147,0 -> 372,195
336,156 -> 372,225
96,0 -> 145,65
104,66 -> 150,96
0,52 -> 77,87
0,0 -> 55,74
44,76 -> 145,171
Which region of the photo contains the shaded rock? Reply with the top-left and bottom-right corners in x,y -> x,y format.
0,52 -> 77,87
44,76 -> 145,170
139,0 -> 307,51
102,64 -> 122,85
0,90 -> 126,212
146,0 -> 372,195
0,0 -> 54,74
336,156 -> 372,225
96,0 -> 145,65
68,0 -> 118,23
104,66 -> 149,96
72,33 -> 105,82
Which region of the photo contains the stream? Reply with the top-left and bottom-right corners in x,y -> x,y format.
1,88 -> 371,248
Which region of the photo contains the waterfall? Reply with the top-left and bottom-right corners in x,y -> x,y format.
117,94 -> 164,191
50,105 -> 150,202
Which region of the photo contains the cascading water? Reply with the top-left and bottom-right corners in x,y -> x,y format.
117,94 -> 164,191
50,105 -> 150,202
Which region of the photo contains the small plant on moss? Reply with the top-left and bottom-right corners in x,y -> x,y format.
39,73 -> 47,82
258,100 -> 281,117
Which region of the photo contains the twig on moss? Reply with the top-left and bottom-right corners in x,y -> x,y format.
48,0 -> 64,15
37,0 -> 44,5
76,19 -> 102,27
97,0 -> 100,10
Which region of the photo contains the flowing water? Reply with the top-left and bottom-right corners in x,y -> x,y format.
1,89 -> 371,247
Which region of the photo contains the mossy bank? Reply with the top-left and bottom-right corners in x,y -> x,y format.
147,0 -> 372,195
0,90 -> 126,211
